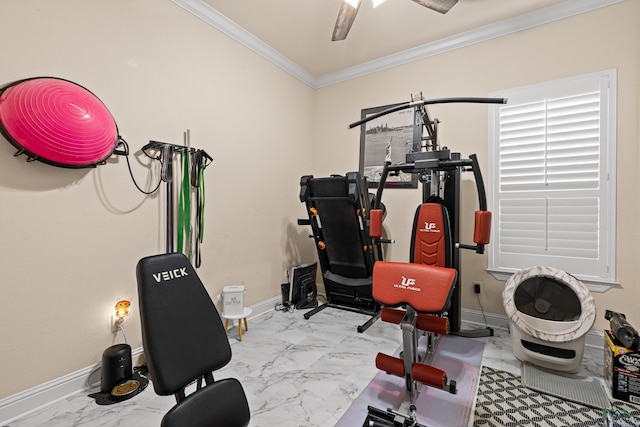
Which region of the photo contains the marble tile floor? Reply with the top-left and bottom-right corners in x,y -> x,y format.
5,308 -> 604,427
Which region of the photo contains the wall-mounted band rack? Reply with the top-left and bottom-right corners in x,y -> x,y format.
141,138 -> 212,265
141,140 -> 212,163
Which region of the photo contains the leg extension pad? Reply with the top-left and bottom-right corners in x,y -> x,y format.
376,353 -> 456,393
376,352 -> 404,377
380,307 -> 449,334
411,363 -> 447,389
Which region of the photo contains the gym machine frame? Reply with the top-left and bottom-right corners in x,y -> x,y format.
350,95 -> 506,338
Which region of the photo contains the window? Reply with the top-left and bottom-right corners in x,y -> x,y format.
488,69 -> 616,289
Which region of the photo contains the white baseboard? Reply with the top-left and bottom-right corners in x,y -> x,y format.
0,297 -> 279,425
0,299 -> 602,424
0,346 -> 144,426
234,296 -> 281,325
460,308 -> 605,349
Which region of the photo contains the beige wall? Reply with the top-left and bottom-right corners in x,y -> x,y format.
0,0 -> 316,398
314,1 -> 640,334
1,0 -> 638,402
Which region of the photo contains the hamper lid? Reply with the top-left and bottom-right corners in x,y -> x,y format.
503,266 -> 596,342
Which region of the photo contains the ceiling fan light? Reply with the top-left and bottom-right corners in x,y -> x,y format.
372,0 -> 386,7
344,0 -> 360,8
333,0 -> 361,41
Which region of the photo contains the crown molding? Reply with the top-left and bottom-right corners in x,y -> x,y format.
170,0 -> 626,89
169,0 -> 316,86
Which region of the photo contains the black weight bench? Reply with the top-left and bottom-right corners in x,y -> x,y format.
137,253 -> 250,427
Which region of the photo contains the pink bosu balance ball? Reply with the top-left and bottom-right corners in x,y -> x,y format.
0,77 -> 118,168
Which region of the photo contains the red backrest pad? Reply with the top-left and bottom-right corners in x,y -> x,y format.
412,203 -> 447,267
373,261 -> 457,313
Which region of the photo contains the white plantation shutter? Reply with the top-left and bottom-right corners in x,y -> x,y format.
488,70 -> 616,286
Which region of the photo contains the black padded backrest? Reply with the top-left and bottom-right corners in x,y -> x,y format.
305,174 -> 374,278
314,197 -> 368,277
307,176 -> 349,198
137,253 -> 232,396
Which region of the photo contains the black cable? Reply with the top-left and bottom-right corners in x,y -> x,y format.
118,139 -> 162,195
476,292 -> 489,328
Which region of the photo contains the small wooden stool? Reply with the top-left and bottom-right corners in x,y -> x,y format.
222,307 -> 253,341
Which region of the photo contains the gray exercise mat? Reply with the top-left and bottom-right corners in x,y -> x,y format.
336,334 -> 484,427
521,361 -> 611,410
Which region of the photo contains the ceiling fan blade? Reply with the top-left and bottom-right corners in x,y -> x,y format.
411,0 -> 458,14
332,1 -> 361,41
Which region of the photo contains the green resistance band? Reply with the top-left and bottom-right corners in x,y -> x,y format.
199,166 -> 205,242
177,149 -> 191,257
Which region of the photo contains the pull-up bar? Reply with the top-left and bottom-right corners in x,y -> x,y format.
348,97 -> 507,129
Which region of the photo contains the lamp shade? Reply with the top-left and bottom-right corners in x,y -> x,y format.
0,77 -> 118,168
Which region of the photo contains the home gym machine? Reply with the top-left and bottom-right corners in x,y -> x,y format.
350,94 -> 507,339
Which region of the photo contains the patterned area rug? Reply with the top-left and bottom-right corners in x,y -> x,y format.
474,367 -> 640,426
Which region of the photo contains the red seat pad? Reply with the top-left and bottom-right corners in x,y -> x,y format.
373,261 -> 457,313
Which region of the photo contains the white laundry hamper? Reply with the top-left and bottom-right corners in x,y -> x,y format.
502,266 -> 596,373
222,285 -> 245,317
